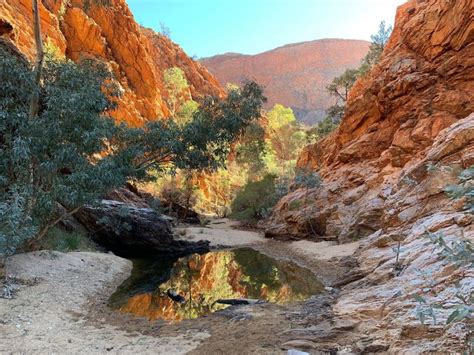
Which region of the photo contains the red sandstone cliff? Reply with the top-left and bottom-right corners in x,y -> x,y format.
0,0 -> 223,126
201,39 -> 370,124
265,0 -> 473,351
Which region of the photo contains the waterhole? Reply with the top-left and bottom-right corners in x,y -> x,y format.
109,247 -> 323,322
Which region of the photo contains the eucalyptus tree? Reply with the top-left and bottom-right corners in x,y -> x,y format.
29,0 -> 111,119
0,48 -> 265,256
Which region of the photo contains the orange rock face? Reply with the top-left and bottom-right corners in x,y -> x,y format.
265,0 -> 473,351
0,0 -> 223,126
267,0 -> 473,239
201,39 -> 370,124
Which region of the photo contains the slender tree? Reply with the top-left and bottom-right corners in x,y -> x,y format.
29,0 -> 44,120
28,0 -> 111,120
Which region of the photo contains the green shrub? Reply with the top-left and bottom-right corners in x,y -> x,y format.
444,166 -> 474,212
231,174 -> 280,223
39,227 -> 97,252
413,165 -> 473,350
293,167 -> 321,191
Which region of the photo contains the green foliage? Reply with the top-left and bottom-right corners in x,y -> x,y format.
40,227 -> 96,252
266,104 -> 306,167
0,49 -> 130,255
288,199 -> 303,211
175,99 -> 199,126
135,80 -> 266,173
44,39 -> 63,60
231,174 -> 281,223
359,20 -> 393,75
164,67 -> 189,116
267,104 -> 296,131
0,48 -> 265,256
235,122 -> 266,179
307,116 -> 339,142
324,21 -> 393,131
414,166 -> 473,342
164,67 -> 188,95
226,83 -> 240,92
414,232 -> 473,328
326,68 -> 359,106
444,166 -> 474,212
325,67 -> 358,129
58,0 -> 70,21
293,167 -> 321,191
426,231 -> 474,268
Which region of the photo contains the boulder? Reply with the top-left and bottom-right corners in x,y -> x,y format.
76,200 -> 209,257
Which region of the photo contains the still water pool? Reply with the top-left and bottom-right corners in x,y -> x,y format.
109,248 -> 323,322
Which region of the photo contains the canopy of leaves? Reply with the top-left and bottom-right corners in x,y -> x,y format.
230,174 -> 280,223
293,167 -> 321,191
306,116 -> 339,142
164,67 -> 188,96
266,104 -> 306,168
0,49 -> 265,255
359,20 -> 393,75
163,67 -> 190,116
267,104 -> 296,131
326,68 -> 358,105
235,122 -> 267,179
0,49 -> 131,255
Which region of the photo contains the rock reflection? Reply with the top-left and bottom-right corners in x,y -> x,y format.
109,248 -> 323,322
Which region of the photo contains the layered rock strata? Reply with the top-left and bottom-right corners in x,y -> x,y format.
265,0 -> 473,351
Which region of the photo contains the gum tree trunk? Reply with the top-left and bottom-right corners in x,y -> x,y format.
29,0 -> 44,120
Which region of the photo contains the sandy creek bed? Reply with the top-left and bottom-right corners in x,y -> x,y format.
0,220 -> 359,354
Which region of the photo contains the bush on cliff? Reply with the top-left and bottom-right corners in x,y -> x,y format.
317,20 -> 393,140
0,48 -> 265,256
414,166 -> 473,344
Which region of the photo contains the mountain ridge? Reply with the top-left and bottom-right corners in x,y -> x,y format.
201,38 -> 370,124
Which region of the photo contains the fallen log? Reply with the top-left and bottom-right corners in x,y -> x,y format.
216,298 -> 266,305
167,289 -> 186,304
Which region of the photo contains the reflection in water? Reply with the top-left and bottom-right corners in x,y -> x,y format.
109,248 -> 323,322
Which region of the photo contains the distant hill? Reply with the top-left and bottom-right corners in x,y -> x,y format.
201,39 -> 370,125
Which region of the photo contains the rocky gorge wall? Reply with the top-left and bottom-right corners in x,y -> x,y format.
0,0 -> 223,126
265,0 -> 473,351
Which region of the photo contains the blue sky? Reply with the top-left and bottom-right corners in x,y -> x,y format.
128,0 -> 406,58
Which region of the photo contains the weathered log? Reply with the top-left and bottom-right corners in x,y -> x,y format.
216,298 -> 266,305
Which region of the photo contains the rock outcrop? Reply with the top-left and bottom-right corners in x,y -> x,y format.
265,0 -> 473,352
0,0 -> 223,126
201,39 -> 370,124
76,200 -> 210,257
266,0 -> 474,242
